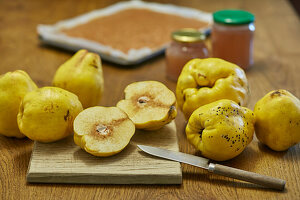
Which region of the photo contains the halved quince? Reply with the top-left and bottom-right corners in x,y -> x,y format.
116,81 -> 177,130
73,106 -> 135,157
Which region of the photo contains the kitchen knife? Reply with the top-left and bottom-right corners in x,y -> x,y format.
137,145 -> 286,190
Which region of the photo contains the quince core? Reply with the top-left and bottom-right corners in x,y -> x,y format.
73,106 -> 135,157
117,81 -> 177,130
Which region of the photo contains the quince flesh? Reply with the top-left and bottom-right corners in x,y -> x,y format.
17,87 -> 83,142
176,58 -> 249,119
73,106 -> 135,157
0,70 -> 37,138
254,89 -> 300,151
186,99 -> 255,161
53,49 -> 104,108
117,81 -> 177,130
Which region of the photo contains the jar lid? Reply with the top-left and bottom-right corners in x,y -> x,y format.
171,28 -> 206,43
213,10 -> 255,25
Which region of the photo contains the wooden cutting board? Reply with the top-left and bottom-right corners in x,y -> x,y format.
26,121 -> 182,184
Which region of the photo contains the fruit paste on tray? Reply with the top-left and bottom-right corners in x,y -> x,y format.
61,8 -> 210,54
37,1 -> 212,64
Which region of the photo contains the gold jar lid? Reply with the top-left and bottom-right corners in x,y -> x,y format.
171,28 -> 206,43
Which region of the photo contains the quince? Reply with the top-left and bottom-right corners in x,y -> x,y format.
53,49 -> 104,108
17,87 -> 83,142
176,58 -> 249,119
186,99 -> 255,161
254,89 -> 300,151
116,81 -> 177,130
73,106 -> 135,157
0,70 -> 37,138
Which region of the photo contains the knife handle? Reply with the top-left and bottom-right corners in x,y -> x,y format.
208,163 -> 286,190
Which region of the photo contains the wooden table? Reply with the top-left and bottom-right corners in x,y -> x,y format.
1,0 -> 299,199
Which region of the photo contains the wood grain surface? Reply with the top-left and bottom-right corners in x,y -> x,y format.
0,0 -> 300,199
27,122 -> 182,184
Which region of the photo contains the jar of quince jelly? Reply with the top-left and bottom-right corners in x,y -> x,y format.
166,28 -> 209,81
212,10 -> 255,70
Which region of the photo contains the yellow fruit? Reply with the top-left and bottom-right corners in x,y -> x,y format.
53,49 -> 104,108
186,99 -> 255,161
0,70 -> 37,138
176,58 -> 249,119
117,81 -> 177,130
73,106 -> 135,157
254,89 -> 300,151
17,87 -> 83,142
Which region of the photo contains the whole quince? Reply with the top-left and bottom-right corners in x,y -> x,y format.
186,99 -> 255,161
0,70 -> 37,138
176,58 -> 249,119
117,81 -> 177,130
254,89 -> 300,151
17,87 -> 83,142
53,49 -> 104,108
74,106 -> 135,157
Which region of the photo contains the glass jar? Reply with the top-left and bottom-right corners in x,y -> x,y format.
212,10 -> 255,70
166,29 -> 209,81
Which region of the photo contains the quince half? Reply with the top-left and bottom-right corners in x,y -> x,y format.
254,89 -> 300,151
53,49 -> 104,108
186,99 -> 255,161
73,106 -> 135,157
176,58 -> 249,119
0,70 -> 37,138
116,81 -> 177,130
17,87 -> 83,142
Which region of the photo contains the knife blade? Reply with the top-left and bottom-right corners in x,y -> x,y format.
138,144 -> 210,169
137,145 -> 286,191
